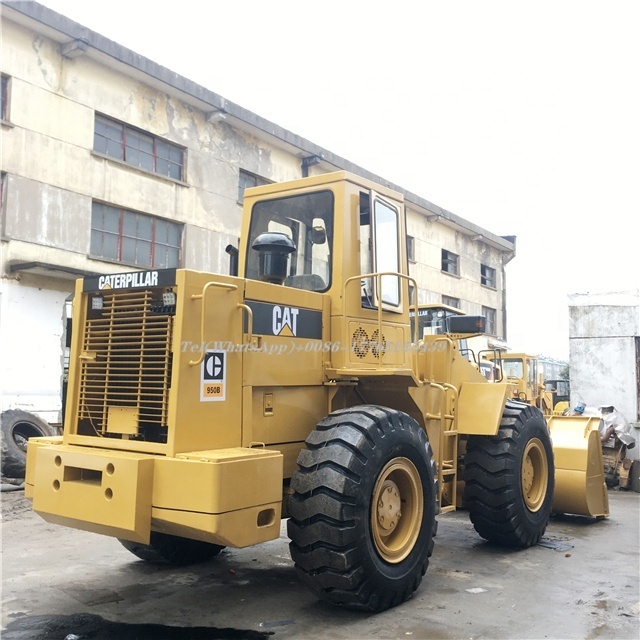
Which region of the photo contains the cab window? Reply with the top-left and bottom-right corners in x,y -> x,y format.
360,192 -> 401,310
246,190 -> 333,291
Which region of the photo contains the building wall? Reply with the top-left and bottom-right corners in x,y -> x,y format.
569,290 -> 640,458
0,3 -> 515,423
407,211 -> 506,335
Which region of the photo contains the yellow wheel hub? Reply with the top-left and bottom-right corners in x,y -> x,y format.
521,438 -> 548,512
371,457 -> 423,563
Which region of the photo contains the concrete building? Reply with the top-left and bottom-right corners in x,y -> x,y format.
0,1 -> 516,428
568,290 -> 640,458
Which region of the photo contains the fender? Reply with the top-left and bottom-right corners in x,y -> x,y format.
457,382 -> 511,435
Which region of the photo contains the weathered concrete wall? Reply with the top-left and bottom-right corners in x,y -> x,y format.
569,290 -> 640,458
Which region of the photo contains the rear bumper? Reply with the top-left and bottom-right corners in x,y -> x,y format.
25,438 -> 283,547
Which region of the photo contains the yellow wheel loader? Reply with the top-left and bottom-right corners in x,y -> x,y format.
485,352 -> 555,414
25,172 -> 608,612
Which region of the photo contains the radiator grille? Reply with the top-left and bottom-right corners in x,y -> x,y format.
78,289 -> 173,441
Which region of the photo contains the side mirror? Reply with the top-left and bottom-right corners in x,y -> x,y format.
309,225 -> 327,244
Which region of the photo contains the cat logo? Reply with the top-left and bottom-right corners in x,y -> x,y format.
272,306 -> 299,337
201,351 -> 226,402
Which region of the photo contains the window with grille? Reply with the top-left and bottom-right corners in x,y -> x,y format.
481,264 -> 496,289
90,202 -> 182,268
482,306 -> 497,335
94,114 -> 185,180
238,169 -> 269,203
441,249 -> 459,275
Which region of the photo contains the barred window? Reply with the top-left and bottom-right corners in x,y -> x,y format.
90,202 -> 182,268
481,264 -> 496,288
238,169 -> 269,203
441,249 -> 459,275
94,114 -> 185,180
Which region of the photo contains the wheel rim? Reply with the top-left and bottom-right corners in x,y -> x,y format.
371,457 -> 423,563
521,438 -> 548,512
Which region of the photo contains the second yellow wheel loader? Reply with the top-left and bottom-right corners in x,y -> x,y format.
25,171 -> 607,612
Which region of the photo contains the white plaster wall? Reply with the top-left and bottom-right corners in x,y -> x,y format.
0,278 -> 68,423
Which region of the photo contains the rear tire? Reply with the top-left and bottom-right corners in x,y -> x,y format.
287,405 -> 438,612
1,410 -> 56,478
118,532 -> 225,565
463,400 -> 554,547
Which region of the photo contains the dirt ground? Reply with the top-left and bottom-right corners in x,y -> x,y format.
2,488 -> 639,640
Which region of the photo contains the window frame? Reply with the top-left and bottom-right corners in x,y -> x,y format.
406,235 -> 416,263
90,201 -> 183,269
442,295 -> 460,309
238,169 -> 270,204
481,263 -> 497,289
371,195 -> 402,310
93,113 -> 186,181
482,305 -> 497,335
1,74 -> 11,123
441,249 -> 460,276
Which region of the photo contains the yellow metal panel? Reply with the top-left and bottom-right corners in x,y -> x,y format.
152,447 -> 283,514
244,279 -> 325,310
25,436 -> 62,490
250,386 -> 327,445
63,278 -> 87,440
168,270 -> 245,454
457,383 -> 510,435
242,280 -> 327,387
151,502 -> 282,548
106,406 -> 139,435
32,445 -> 153,543
548,415 -> 609,517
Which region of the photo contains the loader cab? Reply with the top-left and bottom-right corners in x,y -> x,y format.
240,172 -> 415,372
502,354 -> 537,402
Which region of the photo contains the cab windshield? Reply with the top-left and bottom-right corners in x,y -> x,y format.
502,358 -> 524,379
246,190 -> 334,291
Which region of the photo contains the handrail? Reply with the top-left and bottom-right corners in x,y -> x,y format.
236,303 -> 254,344
189,281 -> 238,366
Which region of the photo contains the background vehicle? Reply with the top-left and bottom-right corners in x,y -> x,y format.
486,352 -> 556,415
26,172 -> 607,612
545,379 -> 571,414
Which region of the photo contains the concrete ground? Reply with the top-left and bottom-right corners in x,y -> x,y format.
1,488 -> 639,640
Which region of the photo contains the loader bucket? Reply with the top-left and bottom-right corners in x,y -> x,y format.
548,415 -> 609,518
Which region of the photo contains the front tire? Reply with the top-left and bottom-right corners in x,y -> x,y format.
287,405 -> 437,612
463,400 -> 554,547
118,532 -> 225,565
